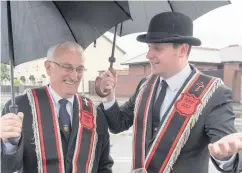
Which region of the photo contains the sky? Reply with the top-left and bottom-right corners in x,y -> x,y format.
105,0 -> 242,58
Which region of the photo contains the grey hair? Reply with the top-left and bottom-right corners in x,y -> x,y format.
47,41 -> 85,61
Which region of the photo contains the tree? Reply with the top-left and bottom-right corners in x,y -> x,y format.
14,78 -> 21,86
0,63 -> 10,84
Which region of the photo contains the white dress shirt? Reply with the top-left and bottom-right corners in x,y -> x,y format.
48,86 -> 74,125
2,86 -> 74,154
103,63 -> 236,171
155,63 -> 192,118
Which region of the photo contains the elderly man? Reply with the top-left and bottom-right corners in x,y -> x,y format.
1,42 -> 113,173
98,12 -> 242,173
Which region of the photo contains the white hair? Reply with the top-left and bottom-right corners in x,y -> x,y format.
47,41 -> 85,61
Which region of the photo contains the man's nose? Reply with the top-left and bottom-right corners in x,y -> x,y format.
146,49 -> 154,60
69,69 -> 79,81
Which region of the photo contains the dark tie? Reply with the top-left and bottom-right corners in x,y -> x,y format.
152,80 -> 168,136
59,99 -> 71,140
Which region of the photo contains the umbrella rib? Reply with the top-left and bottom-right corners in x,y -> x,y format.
114,1 -> 132,19
119,22 -> 123,36
52,1 -> 78,43
167,0 -> 174,11
7,1 -> 15,66
7,1 -> 17,107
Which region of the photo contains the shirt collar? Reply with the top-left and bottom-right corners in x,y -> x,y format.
48,86 -> 74,106
159,63 -> 191,92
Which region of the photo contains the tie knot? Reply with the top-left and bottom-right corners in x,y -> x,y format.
59,99 -> 68,106
161,80 -> 168,89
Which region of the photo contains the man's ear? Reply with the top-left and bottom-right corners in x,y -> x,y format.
45,60 -> 51,76
179,43 -> 189,58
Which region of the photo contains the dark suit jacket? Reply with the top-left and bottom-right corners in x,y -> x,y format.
101,75 -> 240,173
239,151 -> 242,172
1,93 -> 113,173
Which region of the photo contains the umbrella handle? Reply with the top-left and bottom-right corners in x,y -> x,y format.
95,24 -> 117,98
7,1 -> 20,146
95,67 -> 116,98
8,105 -> 20,145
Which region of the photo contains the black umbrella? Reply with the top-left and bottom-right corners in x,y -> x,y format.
112,1 -> 231,36
1,1 -> 131,65
95,0 -> 231,97
1,0 -> 131,145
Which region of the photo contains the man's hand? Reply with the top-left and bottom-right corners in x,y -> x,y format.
0,112 -> 24,142
99,70 -> 117,102
208,133 -> 242,160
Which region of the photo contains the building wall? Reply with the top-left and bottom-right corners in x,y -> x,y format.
234,70 -> 242,102
115,64 -> 150,96
113,62 -> 242,102
13,58 -> 49,86
89,69 -> 129,96
194,63 -> 218,71
83,36 -> 127,93
223,63 -> 240,88
223,63 -> 242,102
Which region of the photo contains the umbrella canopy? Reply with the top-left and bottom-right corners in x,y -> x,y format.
110,0 -> 231,36
1,1 -> 131,146
1,1 -> 131,66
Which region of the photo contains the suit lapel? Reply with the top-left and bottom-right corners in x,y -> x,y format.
67,95 -> 79,152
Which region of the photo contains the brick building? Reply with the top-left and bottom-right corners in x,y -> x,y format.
90,45 -> 242,103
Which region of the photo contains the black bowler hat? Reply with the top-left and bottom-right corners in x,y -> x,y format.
137,12 -> 201,46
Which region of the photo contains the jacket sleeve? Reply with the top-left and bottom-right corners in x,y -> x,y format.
96,108 -> 114,173
205,86 -> 240,173
99,78 -> 147,134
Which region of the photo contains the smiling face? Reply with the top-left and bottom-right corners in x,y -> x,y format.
45,46 -> 85,98
146,43 -> 190,78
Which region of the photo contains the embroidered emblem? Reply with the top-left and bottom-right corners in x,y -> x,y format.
175,93 -> 201,116
63,125 -> 69,132
195,82 -> 204,91
80,110 -> 94,129
83,98 -> 89,106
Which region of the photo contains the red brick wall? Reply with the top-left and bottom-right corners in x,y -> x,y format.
115,64 -> 148,96
233,70 -> 242,103
129,65 -> 145,75
223,63 -> 241,102
115,75 -> 143,96
223,63 -> 240,88
195,64 -> 218,71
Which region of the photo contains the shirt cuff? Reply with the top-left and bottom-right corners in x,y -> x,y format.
2,137 -> 20,154
210,153 -> 236,171
102,98 -> 116,110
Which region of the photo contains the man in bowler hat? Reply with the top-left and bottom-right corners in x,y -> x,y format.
98,12 -> 242,173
